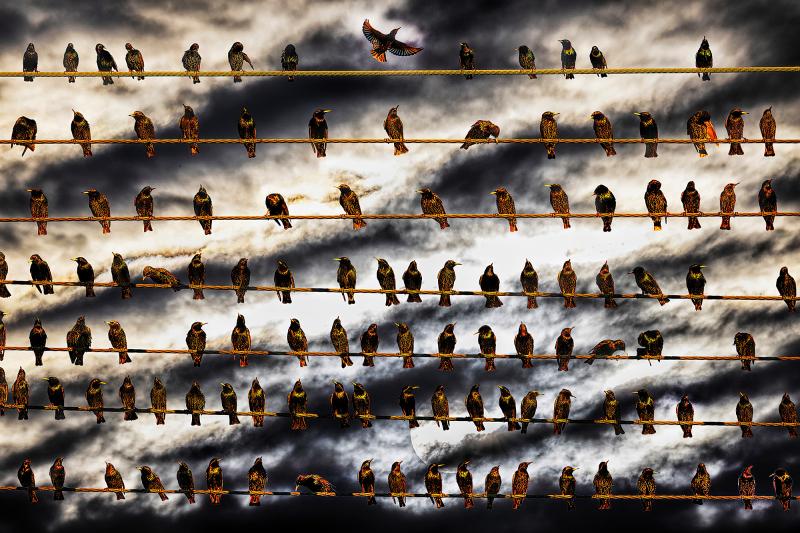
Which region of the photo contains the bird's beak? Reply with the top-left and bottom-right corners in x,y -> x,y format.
333,258 -> 341,261
71,257 -> 78,262
100,381 -> 106,385
71,109 -> 76,114
544,184 -> 552,188
82,191 -> 90,194
454,262 -> 462,266
438,464 -> 446,467
41,378 -> 49,381
26,188 -> 32,192
105,321 -> 111,325
394,323 -> 400,327
412,386 -> 420,389
700,265 -> 707,269
553,113 -> 560,116
323,110 -> 332,113
742,111 -> 749,114
633,112 -> 642,116
201,322 -> 208,326
416,189 -> 424,194
489,191 -> 496,195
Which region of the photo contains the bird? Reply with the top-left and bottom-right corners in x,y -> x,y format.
184,254 -> 205,301
396,322 -> 415,368
603,390 -> 624,435
460,120 -> 500,149
360,323 -> 379,367
676,394 -> 694,438
186,381 -> 205,426
0,253 -> 10,298
361,19 -> 422,62
735,465 -> 756,511
206,458 -> 224,504
384,105 -> 408,155
466,384 -> 485,431
352,382 -> 372,428
540,111 -> 559,158
545,183 -> 570,228
719,182 -> 737,230
63,43 -> 78,83
638,468 -> 656,512
456,460 -> 473,509
388,462 -> 407,507
559,39 -> 576,78
519,259 -> 539,309
760,107 -> 776,156
95,44 -> 117,85
231,257 -> 250,303
459,42 -> 475,79
593,461 -> 613,510
11,116 -> 37,156
238,106 -> 256,158
725,108 -> 747,155
485,466 -> 501,509
111,253 -> 133,299
335,256 -> 357,305
779,393 -> 798,438
220,383 -> 240,425
376,258 -> 401,306
559,466 -> 577,510
105,462 -> 125,500
50,458 -> 65,501
70,110 -> 92,157
330,381 -> 351,428
437,260 -> 460,307
281,44 -> 298,81
83,189 -> 111,234
134,186 -> 155,232
596,261 -> 617,309
635,389 -> 656,435
771,468 -> 793,511
591,111 -> 615,155
182,43 -> 201,84
399,385 -> 420,428
106,320 -> 130,364
431,385 -> 450,431
687,110 -> 718,157
517,45 -> 536,78
66,316 -> 91,365
631,266 -> 669,305
288,380 -> 308,431
589,46 -> 607,76
22,43 -> 37,82
418,188 -> 449,229
266,193 -> 292,230
492,187 -> 517,232
186,322 -> 206,367
130,111 -> 156,158
681,181 -> 701,230
635,111 -> 659,158
759,179 -> 777,231
297,475 -> 336,495
691,463 -> 711,505
737,392 -> 754,438
686,264 -> 707,311
644,179 -> 667,231
125,43 -> 145,80
520,390 -> 540,434
587,339 -> 625,365
514,323 -> 534,369
499,386 -> 521,431
511,462 -> 530,510
248,378 -> 265,427
150,377 -> 166,425
337,185 -> 366,230
358,459 -> 376,505
558,259 -> 577,309
479,263 -> 502,308
27,188 -> 48,235
0,368 -> 6,416
777,266 -> 796,312
193,186 -> 213,235
287,319 -> 309,367
477,325 -> 497,372
231,314 -> 251,367
330,317 -> 353,368
228,41 -> 253,82
248,458 -> 267,506
138,466 -> 168,501
437,323 -> 456,372
12,368 -> 28,420
17,459 -> 37,504
86,378 -> 106,423
274,259 -> 295,304
402,261 -> 422,303
594,184 -> 616,232
309,108 -> 330,157
179,105 -> 199,156
0,312 -> 6,361
695,37 -> 712,80
44,377 -> 64,420
177,462 -> 195,503
425,464 -> 445,508
555,327 -> 574,372
553,389 -> 574,434
143,266 -> 181,291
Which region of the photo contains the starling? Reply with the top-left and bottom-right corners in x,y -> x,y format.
460,120 -> 500,149
83,188 -> 112,234
138,466 -> 168,501
725,108 -> 747,155
559,466 -> 577,510
248,457 -> 267,506
517,45 -> 536,78
485,466 -> 501,509
50,458 -> 65,501
287,318 -> 308,367
388,462 -> 407,507
111,253 -> 133,299
352,382 -> 372,428
274,259 -> 295,304
106,320 -> 130,365
63,43 -> 78,83
22,43 -> 37,82
591,111 -> 615,155
477,325 -> 497,372
635,388 -> 656,435
0,312 -> 5,361
362,20 -> 422,62
187,253 -> 205,300
559,39 -> 576,78
0,368 -> 6,416
555,327 -> 574,371
182,43 -> 201,84
635,111 -> 659,158
459,42 -> 475,79
73,255 -> 95,295
676,394 -> 694,438
491,187 -> 517,232
248,378 -> 265,427
431,385 -> 450,431
335,256 -> 357,305
12,368 -> 28,420
177,462 -> 195,503
593,461 -> 613,510
193,186 -> 213,234
308,108 -> 331,157
520,390 -> 540,434
44,377 -> 65,420
95,44 -> 117,85
779,393 -> 798,437
540,112 -> 559,158
418,188 -> 449,230
288,379 -> 308,431
777,266 -> 796,312
0,252 -> 9,298
186,322 -> 206,367
558,259 -> 577,308
296,474 -> 336,494
132,186 -> 156,232
594,184 -> 616,232
150,377 -> 166,425
587,339 -> 625,365
737,465 -> 755,510
125,43 -> 145,80
759,179 -> 777,231
760,107 -> 776,156
589,46 -> 607,76
686,264 -> 706,310
384,105 -> 408,155
771,468 -> 793,511
206,458 -> 223,504
425,464 -> 446,509
228,41 -> 253,82
456,460 -> 473,508
231,257 -> 250,303
29,254 -> 54,295
105,462 -> 125,500
66,316 -> 91,366
337,185 -> 366,230
510,462 -> 530,510
399,385 -> 420,428
231,314 -> 251,367
519,259 -> 540,309
330,381 -> 350,428
377,258 -> 401,306
70,110 -> 92,157
186,381 -> 205,426
437,323 -> 456,372
360,323 -> 379,367
515,323 -> 534,369
687,110 -> 718,157
238,106 -> 256,158
86,378 -> 106,423
695,37 -> 712,80
17,459 -> 37,504
266,193 -> 292,229
638,468 -> 656,512
396,322 -> 414,368
220,383 -> 240,425
30,318 -> 46,366
631,266 -> 669,305
545,184 -> 570,229
681,181 -> 702,229
734,332 -> 755,372
691,463 -> 711,504
466,384 -> 485,431
281,44 -> 298,81
719,182 -> 737,230
596,261 -> 617,309
553,388 -> 574,435
402,260 -> 422,303
330,317 -> 353,368
11,116 -> 37,156
644,179 -> 667,231
358,459 -> 376,505
499,386 -> 521,431
179,105 -> 199,156
603,390 -> 624,435
479,264 -> 502,308
736,392 -> 754,438
130,111 -> 156,158
143,266 -> 181,292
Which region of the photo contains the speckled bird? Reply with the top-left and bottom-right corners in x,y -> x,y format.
460,120 -> 500,149
111,252 -> 132,299
238,106 -> 256,158
63,43 -> 78,83
220,383 -> 240,425
594,184 -> 616,232
556,327 -> 574,371
779,393 -> 798,437
29,254 -> 53,295
485,466 -> 501,509
479,264 -> 502,308
631,266 -> 669,305
686,264 -> 707,310
676,394 -> 694,438
734,332 -> 755,372
760,107 -> 776,156
517,45 -> 536,78
596,261 -> 617,309
499,386 -> 521,431
12,368 -> 28,420
231,314 -> 251,367
66,316 -> 91,365
637,330 -> 664,361
558,260 -> 577,309
695,37 -> 712,80
553,388 -> 574,434
330,317 -> 353,368
130,111 -> 155,158
337,185 -> 366,230
459,42 -> 475,79
231,257 -> 250,304
376,258 -> 401,306
352,382 -> 372,428
635,389 -> 656,435
644,179 -> 667,231
431,385 -> 449,431
138,466 -> 168,501
593,461 -> 613,510
559,39 -> 576,78
105,462 -> 125,499
206,458 -> 223,504
358,459 -> 376,505
418,188 -> 449,229
759,179 -> 777,231
185,253 -> 204,300
466,384 -> 485,431
70,110 -> 92,157
360,323 -> 379,367
273,259 -> 294,304
681,181 -> 702,229
11,116 -> 37,156
133,186 -> 155,232
0,368 -> 6,416
186,381 -> 205,426
95,44 -> 117,85
384,105 -> 408,155
266,193 -> 292,229
330,381 -> 350,428
399,385 -> 420,428
477,325 -> 497,372
691,463 -> 711,504
0,312 -> 6,361
248,458 -> 267,506
519,259 -> 539,309
456,460 -> 473,508
179,105 -> 199,155
603,390 -> 624,435
309,108 -> 330,157
22,43 -> 37,82
426,464 -> 445,508
638,468 -> 656,511
83,188 -> 111,234
228,42 -> 253,82
737,392 -> 754,438
361,19 -> 422,63
27,188 -> 48,235
186,322 -> 206,367
281,44 -> 298,81
511,462 -> 530,510
402,260 -> 422,303
125,43 -> 144,80
182,43 -> 201,84
17,459 -> 37,503
177,462 -> 195,503
193,186 -> 213,235
30,319 -> 46,366
335,256 -> 357,305
437,323 -> 456,372
438,260 -> 459,307
777,266 -> 796,312
45,376 -> 64,420
589,46 -> 607,76
771,468 -> 793,511
591,111 -> 615,155
587,339 -> 625,366
520,390 -> 540,434
719,182 -> 737,230
492,187 -> 517,232
634,111 -> 658,158
515,323 -> 534,369
687,110 -> 718,156
0,253 -> 10,298
287,318 -> 309,367
50,458 -> 65,501
143,266 -> 181,293
540,111 -> 559,158
725,107 -> 747,155
150,377 -> 166,425
559,466 -> 577,510
86,378 -> 106,423
544,183 -> 570,229
248,378 -> 265,427
388,461 -> 407,507
396,322 -> 414,368
288,380 -> 308,431
106,320 -> 130,364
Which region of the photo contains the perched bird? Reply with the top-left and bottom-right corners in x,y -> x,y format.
479,264 -> 502,308
515,323 -> 534,369
388,462 -> 407,507
360,323 -> 379,367
771,468 -> 793,511
248,458 -> 267,506
12,368 -> 28,420
105,462 -> 125,500
66,316 -> 91,366
492,187 -> 517,232
737,392 -> 754,438
266,193 -> 292,229
0,312 -> 5,360
29,254 -> 53,295
760,107 -> 776,157
143,266 -> 181,292
70,110 -> 92,157
335,256 -> 357,305
460,120 -> 500,149
686,264 -> 707,310
587,339 -> 625,365
499,386 -> 521,431
635,389 -> 656,435
631,266 -> 669,305
687,110 -> 718,157
520,259 -> 539,309
635,111 -> 659,158
779,393 -> 798,437
231,257 -> 250,304
125,43 -> 145,80
402,261 -> 422,303
555,327 -> 574,372
596,261 -> 617,309
644,180 -> 667,231
309,108 -> 330,157
63,43 -> 78,83
737,465 -> 755,510
558,259 -> 577,309
177,462 -> 195,503
193,186 -> 213,235
22,43 -> 37,82
288,380 -> 308,431
593,461 -> 613,510
399,385 -> 420,428
777,266 -> 796,312
594,185 -> 616,232
637,330 -> 663,361
384,105 -> 408,155
50,458 -> 65,501
231,314 -> 251,367
206,458 -> 223,504
45,376 -> 65,420
274,259 -> 295,304
330,317 -> 353,368
138,466 -> 168,501
11,116 -> 37,156
396,322 -> 414,368
17,459 -> 37,504
0,252 -> 9,298
220,383 -> 240,425
106,320 -> 130,364
425,464 -> 445,508
540,111 -> 559,158
437,323 -> 456,372
759,179 -> 777,231
287,318 -> 308,367
691,463 -> 711,505
459,42 -> 475,79
150,377 -> 166,425
725,108 -> 747,155
182,43 -> 201,84
431,385 -> 450,431
485,466 -> 502,509
330,381 -> 350,428
134,186 -> 155,232
591,111 -> 615,155
187,253 -> 205,300
418,188 -> 449,229
589,46 -> 607,76
179,105 -> 199,156
520,390 -> 540,434
228,41 -> 253,82
111,252 -> 133,299
248,378 -> 265,427
559,39 -> 576,78
95,44 -> 118,85
358,459 -> 376,505
281,44 -> 298,81
130,111 -> 155,158
466,384 -> 485,431
186,381 -> 205,426
603,390 -> 624,435
543,183 -> 571,229
186,322 -> 206,367
681,181 -> 702,229
71,257 -> 96,297
456,460 -> 474,509
511,462 -> 530,510
734,332 -> 755,372
695,37 -> 712,80
676,394 -> 694,438
553,389 -> 574,434
517,45 -> 536,78
559,466 -> 577,510
0,368 -> 6,415
238,106 -> 256,158
84,189 -> 111,234
638,468 -> 656,512
377,258 -> 401,306
337,185 -> 366,230
477,325 -> 497,372
719,182 -> 737,230
352,382 -> 372,428
86,378 -> 106,423
361,19 -> 422,62
296,474 -> 336,495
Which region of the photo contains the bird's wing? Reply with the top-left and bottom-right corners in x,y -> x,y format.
389,40 -> 423,56
362,19 -> 386,44
242,53 -> 254,69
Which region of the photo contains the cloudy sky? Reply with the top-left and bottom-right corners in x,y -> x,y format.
0,0 -> 799,531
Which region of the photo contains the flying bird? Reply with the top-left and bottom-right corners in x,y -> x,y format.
362,19 -> 422,62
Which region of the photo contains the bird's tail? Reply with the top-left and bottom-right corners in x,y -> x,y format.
298,355 -> 307,367
95,412 -> 105,423
191,352 -> 202,367
44,285 -> 55,295
281,291 -> 293,303
229,413 -> 240,425
145,144 -> 155,158
764,216 -> 775,231
115,490 -> 125,500
246,143 -> 256,158
642,424 -> 656,434
54,489 -> 64,500
527,296 -> 538,309
249,494 -> 261,506
193,288 -> 204,300
682,425 -> 693,438
353,218 -> 367,230
68,76 -> 75,83
0,286 -> 10,298
121,286 -> 132,299
124,409 -> 138,421
18,408 -> 28,420
688,216 -> 701,230
236,291 -> 245,304
604,296 -> 617,309
394,143 -> 409,155
508,219 -> 518,232
37,221 -> 47,235
614,423 -> 624,435
142,220 -> 153,232
347,292 -> 356,305
33,351 -> 42,366
439,294 -> 451,307
370,49 -> 387,62
281,219 -> 292,230
101,221 -> 111,234
402,356 -> 414,368
484,358 -> 496,372
645,143 -> 658,158
438,357 -> 454,372
55,407 -> 65,420
764,142 -> 775,157
437,218 -> 449,230
729,142 -> 743,156
81,143 -> 92,157
252,415 -> 264,427
485,296 -> 503,308
702,72 -> 710,81
362,355 -> 374,367
155,413 -> 165,425
85,285 -> 95,297
341,354 -> 353,367
545,144 -> 556,159
239,354 -> 249,367
720,216 -> 731,230
191,414 -> 200,426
